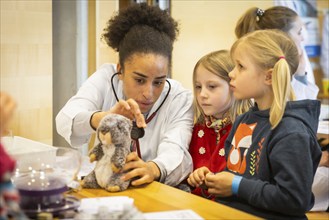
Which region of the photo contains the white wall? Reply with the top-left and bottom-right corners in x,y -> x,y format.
96,1 -> 118,68
0,1 -> 52,144
171,1 -> 273,90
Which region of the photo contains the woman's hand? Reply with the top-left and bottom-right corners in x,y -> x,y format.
109,99 -> 146,127
187,166 -> 211,188
295,50 -> 307,77
205,171 -> 235,197
121,152 -> 160,186
0,92 -> 16,137
91,99 -> 146,129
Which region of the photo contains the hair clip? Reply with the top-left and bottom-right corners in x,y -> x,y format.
256,8 -> 265,17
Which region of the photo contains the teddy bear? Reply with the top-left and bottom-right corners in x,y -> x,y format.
80,114 -> 132,192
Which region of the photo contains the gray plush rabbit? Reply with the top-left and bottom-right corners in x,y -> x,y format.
81,114 -> 132,192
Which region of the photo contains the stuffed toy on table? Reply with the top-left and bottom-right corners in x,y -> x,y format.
81,114 -> 133,192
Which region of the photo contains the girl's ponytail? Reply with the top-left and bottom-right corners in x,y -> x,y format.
270,57 -> 295,128
235,7 -> 260,38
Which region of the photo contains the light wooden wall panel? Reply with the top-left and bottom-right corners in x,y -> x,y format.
171,1 -> 274,90
96,1 -> 118,68
0,1 -> 52,144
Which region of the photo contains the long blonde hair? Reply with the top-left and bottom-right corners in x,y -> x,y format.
192,50 -> 252,124
231,30 -> 299,129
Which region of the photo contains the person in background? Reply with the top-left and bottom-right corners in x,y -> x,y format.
274,0 -> 318,19
235,6 -> 319,100
0,92 -> 27,219
186,50 -> 251,199
202,30 -> 321,219
55,3 -> 193,187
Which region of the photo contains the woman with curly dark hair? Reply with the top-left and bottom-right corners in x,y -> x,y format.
56,3 -> 193,187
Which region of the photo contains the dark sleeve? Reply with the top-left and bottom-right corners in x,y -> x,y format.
238,132 -> 318,216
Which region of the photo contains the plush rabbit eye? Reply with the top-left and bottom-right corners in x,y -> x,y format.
130,121 -> 145,140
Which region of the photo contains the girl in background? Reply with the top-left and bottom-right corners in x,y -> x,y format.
187,50 -> 251,199
235,6 -> 319,100
204,30 -> 321,219
0,92 -> 27,219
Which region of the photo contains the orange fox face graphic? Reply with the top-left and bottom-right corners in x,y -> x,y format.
227,123 -> 257,174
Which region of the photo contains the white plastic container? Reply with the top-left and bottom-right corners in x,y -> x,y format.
1,136 -> 57,172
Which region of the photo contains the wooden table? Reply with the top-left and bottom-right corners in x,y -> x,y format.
318,132 -> 329,140
70,181 -> 260,219
307,211 -> 329,220
69,181 -> 329,219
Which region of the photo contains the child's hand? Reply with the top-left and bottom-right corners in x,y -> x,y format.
0,92 -> 16,137
187,166 -> 211,188
205,171 -> 235,197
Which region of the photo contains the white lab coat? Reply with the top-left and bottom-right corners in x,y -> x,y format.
56,64 -> 194,186
291,76 -> 319,100
311,166 -> 329,211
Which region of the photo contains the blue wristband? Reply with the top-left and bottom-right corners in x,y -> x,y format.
231,175 -> 242,196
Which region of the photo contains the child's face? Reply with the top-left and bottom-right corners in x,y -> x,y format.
288,16 -> 304,55
194,64 -> 231,119
229,44 -> 270,107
